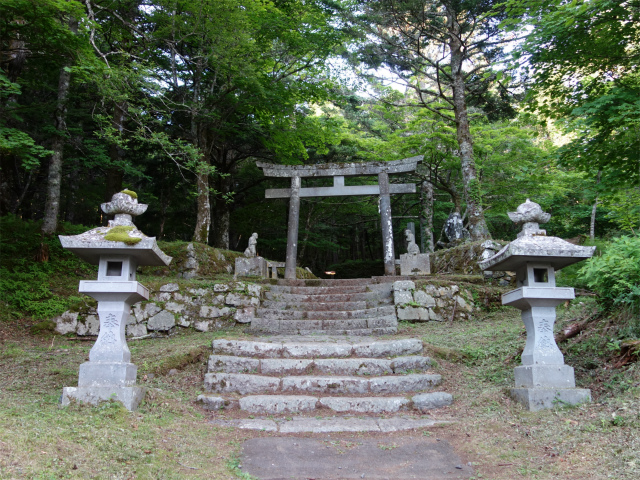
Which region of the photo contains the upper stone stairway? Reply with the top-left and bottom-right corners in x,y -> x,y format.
250,277 -> 402,336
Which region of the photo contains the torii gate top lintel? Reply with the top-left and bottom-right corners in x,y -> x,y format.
256,155 -> 422,178
258,156 -> 422,279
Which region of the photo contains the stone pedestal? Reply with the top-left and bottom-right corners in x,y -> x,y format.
61,281 -> 148,411
235,256 -> 268,278
400,253 -> 430,276
503,286 -> 591,411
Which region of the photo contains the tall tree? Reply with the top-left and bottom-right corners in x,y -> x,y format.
343,0 -> 518,241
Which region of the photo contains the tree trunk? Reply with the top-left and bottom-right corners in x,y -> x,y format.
193,167 -> 211,244
212,173 -> 232,249
41,18 -> 77,235
447,11 -> 490,241
191,57 -> 211,244
590,170 -> 601,240
420,180 -> 435,253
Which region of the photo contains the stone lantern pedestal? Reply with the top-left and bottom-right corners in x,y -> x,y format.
479,200 -> 595,411
59,192 -> 171,411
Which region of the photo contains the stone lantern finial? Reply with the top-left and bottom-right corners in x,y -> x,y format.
508,199 -> 551,238
101,191 -> 148,227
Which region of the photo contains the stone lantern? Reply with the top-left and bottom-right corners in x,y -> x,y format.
59,191 -> 171,411
479,199 -> 595,411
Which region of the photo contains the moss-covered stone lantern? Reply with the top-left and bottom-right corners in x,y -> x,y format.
59,191 -> 171,411
479,199 -> 596,411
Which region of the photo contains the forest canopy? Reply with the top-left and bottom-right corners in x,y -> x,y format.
1,0 -> 638,273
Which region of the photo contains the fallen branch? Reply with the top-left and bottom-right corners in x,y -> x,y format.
555,313 -> 601,344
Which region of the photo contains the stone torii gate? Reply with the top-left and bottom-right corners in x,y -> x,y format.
257,156 -> 422,279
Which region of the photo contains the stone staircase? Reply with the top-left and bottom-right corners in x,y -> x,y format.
198,337 -> 453,418
249,278 -> 399,335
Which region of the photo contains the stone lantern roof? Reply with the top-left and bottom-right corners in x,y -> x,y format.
479,199 -> 595,272
59,191 -> 172,266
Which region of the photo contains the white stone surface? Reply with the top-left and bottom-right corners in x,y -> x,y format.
55,311 -> 78,335
147,310 -> 175,331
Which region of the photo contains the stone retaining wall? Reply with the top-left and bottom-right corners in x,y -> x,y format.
393,280 -> 475,322
54,281 -> 262,337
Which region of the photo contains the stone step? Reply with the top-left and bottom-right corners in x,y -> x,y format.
270,276 -> 412,287
268,285 -> 369,295
208,355 -> 432,375
208,415 -> 445,433
250,316 -> 397,335
212,338 -> 423,358
257,305 -> 396,320
250,326 -> 398,336
264,291 -> 391,303
260,300 -> 369,311
203,373 -> 441,395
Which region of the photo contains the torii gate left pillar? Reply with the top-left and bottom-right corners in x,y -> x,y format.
257,157 -> 422,279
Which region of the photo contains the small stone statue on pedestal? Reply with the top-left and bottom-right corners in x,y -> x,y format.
244,233 -> 258,257
405,229 -> 420,255
235,232 -> 267,277
400,229 -> 430,276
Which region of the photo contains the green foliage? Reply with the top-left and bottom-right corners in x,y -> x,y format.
0,215 -> 95,320
579,235 -> 640,308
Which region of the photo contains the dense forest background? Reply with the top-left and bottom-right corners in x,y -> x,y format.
1,0 -> 639,275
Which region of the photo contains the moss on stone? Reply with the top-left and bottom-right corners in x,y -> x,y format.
104,225 -> 141,245
121,189 -> 138,199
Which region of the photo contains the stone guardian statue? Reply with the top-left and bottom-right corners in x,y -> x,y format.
244,232 -> 258,258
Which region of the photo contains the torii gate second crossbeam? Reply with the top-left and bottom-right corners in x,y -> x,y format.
257,156 -> 422,279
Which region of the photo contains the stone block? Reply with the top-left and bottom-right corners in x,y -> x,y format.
412,392 -> 453,410
77,315 -> 100,336
126,323 -> 147,337
428,309 -> 444,322
281,376 -> 368,395
200,306 -> 229,318
147,310 -> 175,331
247,284 -> 262,296
164,302 -> 184,313
454,295 -> 473,312
159,283 -> 180,292
400,253 -> 430,276
208,355 -> 260,373
514,365 -> 576,389
213,284 -> 229,292
235,256 -> 268,278
353,339 -> 423,357
282,342 -> 353,359
55,311 -> 78,335
260,359 -> 312,375
194,320 -> 214,332
393,290 -> 413,305
78,361 -> 137,387
212,339 -> 283,358
61,386 -> 145,411
391,356 -> 431,373
397,306 -> 429,321
225,293 -> 258,307
369,374 -> 441,394
510,387 -> 591,411
413,290 -> 436,307
393,280 -> 415,291
234,307 -> 255,324
204,373 -> 280,394
240,395 -> 317,414
314,358 -> 392,376
154,292 -> 171,302
319,397 -> 409,414
197,395 -> 229,410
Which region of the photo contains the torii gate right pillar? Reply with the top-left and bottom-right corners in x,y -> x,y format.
378,171 -> 395,276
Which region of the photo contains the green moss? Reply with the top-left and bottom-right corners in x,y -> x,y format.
30,320 -> 55,335
120,189 -> 138,199
104,226 -> 141,245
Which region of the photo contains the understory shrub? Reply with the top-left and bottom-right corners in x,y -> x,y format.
579,235 -> 640,309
